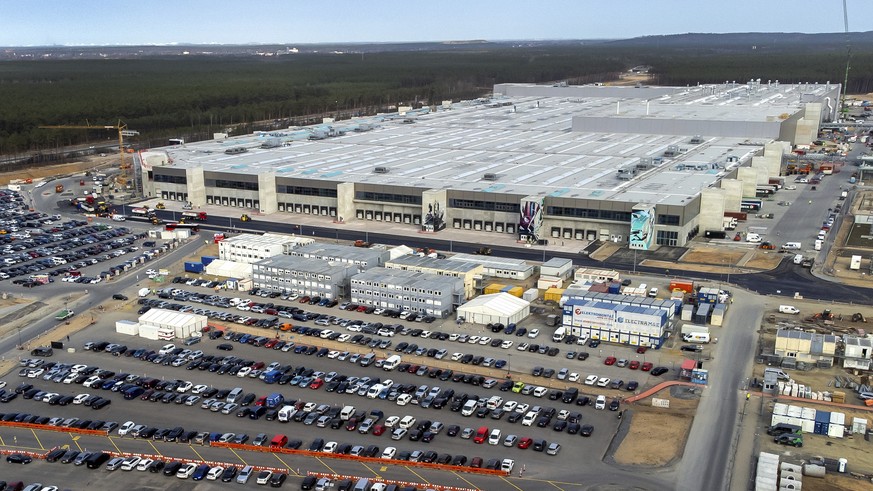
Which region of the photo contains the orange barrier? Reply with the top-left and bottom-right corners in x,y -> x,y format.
308,471 -> 479,490
0,448 -> 47,460
0,420 -> 108,436
212,442 -> 508,476
95,449 -> 288,474
623,380 -> 698,404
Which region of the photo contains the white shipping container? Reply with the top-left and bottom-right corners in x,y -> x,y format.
786,416 -> 804,427
522,288 -> 539,302
710,312 -> 724,327
853,417 -> 868,434
773,402 -> 788,416
770,414 -> 790,426
830,412 -> 845,425
115,320 -> 139,336
139,324 -> 160,340
800,419 -> 815,433
828,423 -> 845,438
786,405 -> 803,418
537,277 -> 562,290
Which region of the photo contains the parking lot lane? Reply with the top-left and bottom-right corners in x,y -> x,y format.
106,435 -> 123,454
404,465 -> 432,486
227,445 -> 249,466
145,437 -> 163,456
315,455 -> 341,476
500,475 -> 525,491
188,442 -> 207,462
452,471 -> 479,489
272,452 -> 292,471
71,434 -> 84,452
358,460 -> 383,479
30,427 -> 45,450
546,480 -> 566,490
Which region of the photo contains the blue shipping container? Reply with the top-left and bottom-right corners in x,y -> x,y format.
184,261 -> 204,273
201,256 -> 218,266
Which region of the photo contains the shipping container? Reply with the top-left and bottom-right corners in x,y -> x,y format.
522,288 -> 539,302
201,256 -> 218,266
537,277 -> 562,290
681,304 -> 694,321
484,284 -> 506,295
828,423 -> 845,438
507,287 -> 524,298
607,282 -> 621,294
184,262 -> 204,273
669,280 -> 694,293
724,211 -> 748,221
544,288 -> 564,303
693,303 -> 711,324
115,320 -> 139,336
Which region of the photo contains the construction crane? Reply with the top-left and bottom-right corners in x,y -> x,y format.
39,120 -> 139,187
840,0 -> 851,118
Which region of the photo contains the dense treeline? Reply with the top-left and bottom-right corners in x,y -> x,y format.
0,48 -> 625,155
1,39 -> 872,158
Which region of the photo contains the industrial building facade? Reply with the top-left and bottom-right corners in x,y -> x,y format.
139,81 -> 839,248
350,267 -> 464,318
562,298 -> 669,348
252,255 -> 358,299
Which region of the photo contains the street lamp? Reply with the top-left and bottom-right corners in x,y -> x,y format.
507,354 -> 512,377
17,326 -> 22,349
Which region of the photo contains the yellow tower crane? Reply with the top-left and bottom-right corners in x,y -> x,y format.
39,120 -> 139,187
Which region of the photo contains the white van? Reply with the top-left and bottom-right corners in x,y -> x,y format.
814,240 -> 822,251
746,233 -> 762,243
782,242 -> 802,250
576,332 -> 590,346
367,384 -> 385,399
682,332 -> 710,343
551,327 -> 566,343
817,231 -> 826,240
779,305 -> 800,315
648,287 -> 659,298
340,405 -> 356,421
382,355 -> 402,371
278,405 -> 297,422
595,395 -> 607,410
461,400 -> 478,417
792,254 -> 804,265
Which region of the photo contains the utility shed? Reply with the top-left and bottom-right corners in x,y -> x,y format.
456,292 -> 530,326
138,308 -> 207,340
842,335 -> 873,370
541,258 -> 573,279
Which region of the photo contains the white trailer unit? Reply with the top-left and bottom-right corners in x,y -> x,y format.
680,324 -> 710,336
850,255 -> 862,270
115,320 -> 139,336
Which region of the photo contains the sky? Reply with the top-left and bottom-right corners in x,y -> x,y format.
2,0 -> 872,46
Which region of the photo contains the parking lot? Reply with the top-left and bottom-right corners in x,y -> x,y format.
0,285 -> 680,489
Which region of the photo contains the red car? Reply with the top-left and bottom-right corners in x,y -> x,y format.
517,437 -> 533,449
356,305 -> 368,312
604,356 -> 617,366
628,360 -> 640,370
641,362 -> 653,372
636,346 -> 648,354
298,296 -> 311,304
255,396 -> 267,406
264,339 -> 278,349
372,424 -> 386,436
309,378 -> 324,390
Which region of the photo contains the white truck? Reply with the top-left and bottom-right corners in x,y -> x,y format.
778,305 -> 800,315
682,332 -> 710,343
552,327 -> 566,342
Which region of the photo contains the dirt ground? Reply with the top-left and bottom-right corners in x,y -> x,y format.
680,247 -> 745,265
0,157 -> 114,185
612,390 -> 699,467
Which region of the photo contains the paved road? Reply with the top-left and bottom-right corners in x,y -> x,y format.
674,290 -> 763,491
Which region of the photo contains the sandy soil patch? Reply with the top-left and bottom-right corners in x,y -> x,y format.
742,252 -> 783,270
681,248 -> 746,265
0,157 -> 119,185
590,242 -> 623,261
613,410 -> 692,466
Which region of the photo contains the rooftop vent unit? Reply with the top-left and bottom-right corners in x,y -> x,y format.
689,135 -> 703,144
636,157 -> 655,170
617,167 -> 637,180
663,145 -> 680,157
373,167 -> 390,174
482,173 -> 499,181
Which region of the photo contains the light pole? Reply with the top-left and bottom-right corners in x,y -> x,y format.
17,326 -> 22,349
508,354 -> 512,377
633,249 -> 638,274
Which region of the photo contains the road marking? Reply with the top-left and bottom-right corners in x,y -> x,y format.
228,446 -> 248,465
61,444 -> 70,450
359,461 -> 381,478
107,436 -> 123,455
189,445 -> 207,462
547,481 -> 565,490
405,466 -> 431,485
72,438 -> 83,452
0,435 -> 5,446
380,466 -> 388,472
452,471 -> 478,489
316,456 -> 339,475
30,429 -> 44,450
71,435 -> 81,441
146,439 -> 163,456
273,453 -> 290,471
500,476 -> 524,491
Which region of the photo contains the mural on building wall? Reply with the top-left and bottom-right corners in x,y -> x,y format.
629,205 -> 655,250
518,197 -> 544,243
422,200 -> 446,232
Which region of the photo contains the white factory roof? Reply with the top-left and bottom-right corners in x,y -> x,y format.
458,292 -> 530,317
139,308 -> 206,328
148,81 -> 834,206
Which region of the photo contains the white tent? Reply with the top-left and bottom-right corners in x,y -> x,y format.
457,292 -> 530,326
138,308 -> 207,339
205,259 -> 252,279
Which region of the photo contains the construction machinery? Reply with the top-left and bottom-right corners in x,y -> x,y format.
155,202 -> 166,210
39,120 -> 139,187
759,241 -> 776,250
240,214 -> 251,222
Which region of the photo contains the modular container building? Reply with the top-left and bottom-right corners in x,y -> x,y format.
562,298 -> 669,348
184,261 -> 204,273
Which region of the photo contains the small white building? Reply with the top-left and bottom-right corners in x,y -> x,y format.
138,308 -> 206,340
446,253 -> 534,280
218,233 -> 314,264
541,257 -> 573,279
457,292 -> 530,326
843,335 -> 873,370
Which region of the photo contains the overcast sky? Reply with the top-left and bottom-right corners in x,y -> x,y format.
2,0 -> 871,46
